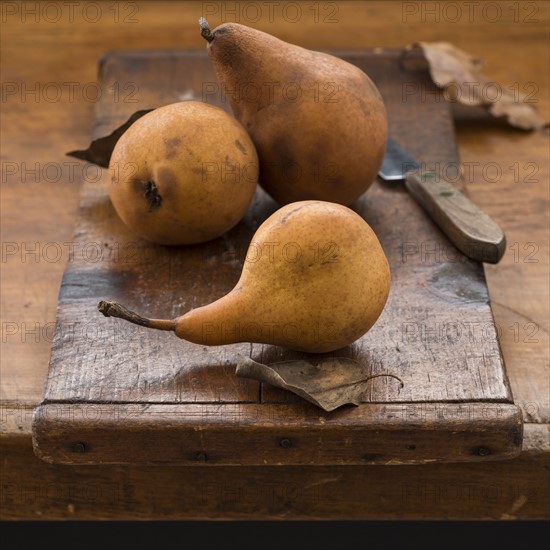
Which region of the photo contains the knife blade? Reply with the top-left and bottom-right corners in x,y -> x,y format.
379,138 -> 506,264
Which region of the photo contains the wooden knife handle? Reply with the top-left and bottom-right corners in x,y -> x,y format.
405,171 -> 506,264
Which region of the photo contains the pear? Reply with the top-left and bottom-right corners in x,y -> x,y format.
199,18 -> 388,206
99,200 -> 390,353
108,101 -> 258,245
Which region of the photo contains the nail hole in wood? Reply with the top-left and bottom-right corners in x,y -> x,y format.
473,446 -> 491,457
361,453 -> 381,461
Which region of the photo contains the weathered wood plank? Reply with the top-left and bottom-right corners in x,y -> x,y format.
4,422 -> 548,519
33,49 -> 519,464
3,424 -> 547,520
32,402 -> 522,465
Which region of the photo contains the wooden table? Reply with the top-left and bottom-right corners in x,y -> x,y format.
1,1 -> 548,519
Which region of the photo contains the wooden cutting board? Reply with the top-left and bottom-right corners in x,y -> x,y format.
32,49 -> 522,465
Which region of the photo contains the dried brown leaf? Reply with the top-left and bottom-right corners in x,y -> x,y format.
488,94 -> 547,131
235,355 -> 403,412
66,109 -> 155,167
415,42 -> 548,130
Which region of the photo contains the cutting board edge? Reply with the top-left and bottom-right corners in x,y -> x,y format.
32,401 -> 523,465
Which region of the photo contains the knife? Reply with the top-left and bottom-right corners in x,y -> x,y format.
379,138 -> 506,264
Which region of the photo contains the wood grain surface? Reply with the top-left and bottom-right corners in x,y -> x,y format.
32,402 -> 522,465
5,424 -> 548,520
29,49 -> 523,465
1,0 -> 548,518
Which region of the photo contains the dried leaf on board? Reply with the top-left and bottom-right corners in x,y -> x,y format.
408,42 -> 548,131
66,109 -> 155,167
235,355 -> 403,412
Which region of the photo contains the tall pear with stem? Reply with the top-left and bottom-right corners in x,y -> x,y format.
199,18 -> 388,206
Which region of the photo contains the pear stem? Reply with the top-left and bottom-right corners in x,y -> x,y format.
199,17 -> 214,42
98,300 -> 175,332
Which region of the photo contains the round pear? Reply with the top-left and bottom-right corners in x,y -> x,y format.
108,101 -> 259,245
99,200 -> 391,353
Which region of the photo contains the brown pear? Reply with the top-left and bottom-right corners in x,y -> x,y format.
199,18 -> 388,206
108,101 -> 258,245
99,200 -> 390,353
